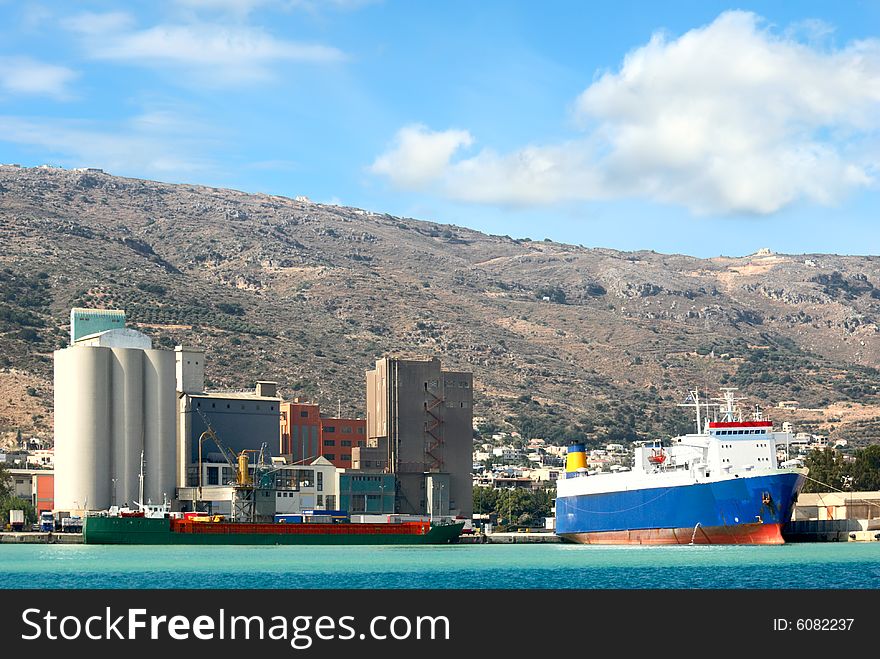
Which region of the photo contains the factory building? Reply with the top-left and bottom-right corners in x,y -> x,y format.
69,307 -> 126,344
176,456 -> 339,516
53,329 -> 176,512
279,399 -> 366,468
175,347 -> 282,489
364,357 -> 473,518
7,469 -> 54,514
338,472 -> 395,515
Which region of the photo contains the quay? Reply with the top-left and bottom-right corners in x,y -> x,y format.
0,532 -> 83,544
484,532 -> 562,544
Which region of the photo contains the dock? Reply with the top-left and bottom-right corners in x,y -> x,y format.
783,520 -> 880,543
484,532 -> 562,544
0,532 -> 83,544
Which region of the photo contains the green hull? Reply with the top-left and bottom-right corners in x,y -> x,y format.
83,517 -> 464,545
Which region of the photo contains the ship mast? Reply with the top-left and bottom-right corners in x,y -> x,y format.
138,450 -> 145,508
713,388 -> 746,422
678,389 -> 711,434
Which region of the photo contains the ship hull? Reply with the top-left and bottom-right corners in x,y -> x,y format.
559,522 -> 784,545
556,470 -> 804,545
83,517 -> 464,545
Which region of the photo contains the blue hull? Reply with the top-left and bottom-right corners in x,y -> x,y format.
556,472 -> 805,537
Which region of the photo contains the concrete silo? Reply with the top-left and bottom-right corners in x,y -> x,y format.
54,327 -> 178,513
54,346 -> 112,512
143,349 -> 176,505
110,347 -> 144,507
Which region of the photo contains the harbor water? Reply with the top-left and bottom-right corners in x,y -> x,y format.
2,542 -> 880,589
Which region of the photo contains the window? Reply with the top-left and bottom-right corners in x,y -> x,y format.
317,472 -> 323,492
317,495 -> 324,507
341,440 -> 352,447
357,427 -> 365,434
207,467 -> 219,486
325,454 -> 335,460
324,426 -> 335,433
358,441 -> 365,447
342,426 -> 352,433
324,440 -> 336,446
342,454 -> 350,461
326,496 -> 336,509
300,411 -> 308,418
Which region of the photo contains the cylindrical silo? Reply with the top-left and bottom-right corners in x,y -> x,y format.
110,348 -> 143,507
143,349 -> 176,505
54,346 -> 112,512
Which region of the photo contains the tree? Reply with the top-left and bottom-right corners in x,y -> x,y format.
0,496 -> 36,526
803,448 -> 847,493
850,445 -> 880,491
0,462 -> 12,500
472,486 -> 554,529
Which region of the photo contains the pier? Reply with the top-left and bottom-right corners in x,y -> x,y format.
484,531 -> 562,544
0,533 -> 83,544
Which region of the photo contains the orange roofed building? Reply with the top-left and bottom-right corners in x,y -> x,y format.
279,400 -> 367,469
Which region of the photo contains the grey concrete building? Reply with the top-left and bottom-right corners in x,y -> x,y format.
175,347 -> 281,489
365,356 -> 473,518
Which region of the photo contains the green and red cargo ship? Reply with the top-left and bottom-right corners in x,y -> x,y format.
82,515 -> 464,545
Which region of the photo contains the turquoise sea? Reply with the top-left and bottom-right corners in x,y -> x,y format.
2,542 -> 880,589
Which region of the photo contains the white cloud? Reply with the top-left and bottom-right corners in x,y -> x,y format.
63,14 -> 345,85
61,11 -> 135,35
0,57 -> 78,99
370,11 -> 880,215
173,0 -> 275,16
369,125 -> 473,188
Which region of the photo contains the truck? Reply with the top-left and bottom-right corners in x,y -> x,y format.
61,516 -> 83,533
9,509 -> 25,532
39,511 -> 55,532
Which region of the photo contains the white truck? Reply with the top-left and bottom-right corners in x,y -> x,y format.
9,509 -> 25,532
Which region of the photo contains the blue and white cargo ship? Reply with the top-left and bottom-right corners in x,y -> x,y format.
555,389 -> 807,544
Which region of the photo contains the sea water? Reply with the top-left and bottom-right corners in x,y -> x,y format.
2,542 -> 880,589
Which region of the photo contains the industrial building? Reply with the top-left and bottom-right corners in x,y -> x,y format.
53,328 -> 176,511
280,399 -> 366,468
338,472 -> 395,515
177,456 -> 340,517
69,307 -> 125,344
175,346 -> 282,489
364,357 -> 473,518
7,468 -> 54,514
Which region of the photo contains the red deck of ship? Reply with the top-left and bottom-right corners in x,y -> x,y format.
170,520 -> 431,536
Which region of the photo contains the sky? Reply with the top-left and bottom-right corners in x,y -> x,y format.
1,1 -> 879,258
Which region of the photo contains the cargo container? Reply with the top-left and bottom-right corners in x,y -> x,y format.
9,509 -> 25,532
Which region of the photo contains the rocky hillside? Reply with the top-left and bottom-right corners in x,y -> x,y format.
2,165 -> 880,448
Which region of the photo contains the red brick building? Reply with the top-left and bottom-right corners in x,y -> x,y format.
280,400 -> 366,469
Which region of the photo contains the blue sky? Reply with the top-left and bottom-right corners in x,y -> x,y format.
1,1 -> 879,257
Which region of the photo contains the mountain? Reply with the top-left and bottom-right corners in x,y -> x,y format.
2,164 -> 880,449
